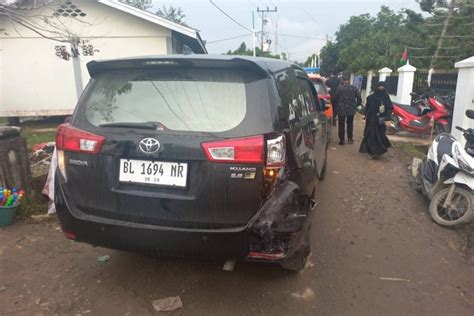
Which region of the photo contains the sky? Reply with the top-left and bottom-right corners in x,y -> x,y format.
151,0 -> 422,62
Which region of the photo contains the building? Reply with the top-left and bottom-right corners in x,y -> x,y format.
0,0 -> 207,117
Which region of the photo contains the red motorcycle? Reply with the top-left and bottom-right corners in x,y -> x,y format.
391,92 -> 451,134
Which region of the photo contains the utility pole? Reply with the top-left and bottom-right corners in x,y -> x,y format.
70,35 -> 83,99
252,11 -> 256,57
275,14 -> 278,55
257,6 -> 277,52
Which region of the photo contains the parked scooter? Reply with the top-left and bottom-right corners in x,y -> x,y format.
391,92 -> 451,134
412,109 -> 474,227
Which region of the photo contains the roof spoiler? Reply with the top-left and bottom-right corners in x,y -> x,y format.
87,57 -> 269,78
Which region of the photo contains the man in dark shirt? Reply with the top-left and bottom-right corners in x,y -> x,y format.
325,71 -> 342,93
334,79 -> 362,145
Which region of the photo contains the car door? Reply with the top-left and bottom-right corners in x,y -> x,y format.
296,75 -> 327,177
275,69 -> 318,195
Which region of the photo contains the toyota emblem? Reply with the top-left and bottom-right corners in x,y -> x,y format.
139,138 -> 160,154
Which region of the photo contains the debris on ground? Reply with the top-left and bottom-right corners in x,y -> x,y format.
96,255 -> 110,262
30,142 -> 55,166
291,288 -> 315,300
222,259 -> 236,272
152,296 -> 183,312
0,286 -> 6,292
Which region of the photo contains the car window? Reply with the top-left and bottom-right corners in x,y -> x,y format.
276,70 -> 306,126
298,78 -> 318,113
311,79 -> 326,95
82,68 -> 250,133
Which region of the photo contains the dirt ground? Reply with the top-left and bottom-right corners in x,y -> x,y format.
1,118 -> 473,315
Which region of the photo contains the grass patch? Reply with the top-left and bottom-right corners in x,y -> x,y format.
20,118 -> 62,150
16,194 -> 49,219
393,142 -> 428,160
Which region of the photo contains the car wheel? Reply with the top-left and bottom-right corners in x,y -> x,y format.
280,228 -> 311,272
279,243 -> 310,272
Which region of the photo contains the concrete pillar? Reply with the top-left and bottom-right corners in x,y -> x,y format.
378,67 -> 392,82
451,56 -> 474,146
396,61 -> 417,105
366,71 -> 374,93
350,73 -> 355,85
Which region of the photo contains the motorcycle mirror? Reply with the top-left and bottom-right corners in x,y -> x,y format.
466,110 -> 474,119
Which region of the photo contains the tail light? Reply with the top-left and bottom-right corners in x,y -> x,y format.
201,135 -> 265,164
56,124 -> 105,154
56,124 -> 105,180
266,135 -> 285,168
201,134 -> 286,167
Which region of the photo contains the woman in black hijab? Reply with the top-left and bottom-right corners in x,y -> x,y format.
359,81 -> 393,158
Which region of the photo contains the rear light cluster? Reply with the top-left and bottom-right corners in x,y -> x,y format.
56,124 -> 105,154
201,135 -> 265,164
56,124 -> 105,180
201,134 -> 286,168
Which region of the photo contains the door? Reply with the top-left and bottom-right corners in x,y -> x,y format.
297,77 -> 327,177
275,69 -> 318,194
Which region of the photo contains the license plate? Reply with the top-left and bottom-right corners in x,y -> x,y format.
119,159 -> 188,187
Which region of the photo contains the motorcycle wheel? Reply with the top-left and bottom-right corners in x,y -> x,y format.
429,186 -> 474,227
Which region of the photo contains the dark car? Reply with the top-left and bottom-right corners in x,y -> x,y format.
55,55 -> 329,271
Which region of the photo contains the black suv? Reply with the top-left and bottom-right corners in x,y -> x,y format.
55,55 -> 329,271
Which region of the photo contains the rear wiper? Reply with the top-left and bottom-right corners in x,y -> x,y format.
99,122 -> 158,130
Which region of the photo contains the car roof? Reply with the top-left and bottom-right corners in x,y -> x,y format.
87,54 -> 298,78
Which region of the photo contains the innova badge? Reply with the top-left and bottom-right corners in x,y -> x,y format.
139,138 -> 160,154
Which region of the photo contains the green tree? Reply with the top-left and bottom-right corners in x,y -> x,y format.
225,42 -> 282,59
156,5 -> 187,26
312,3 -> 473,73
319,41 -> 340,76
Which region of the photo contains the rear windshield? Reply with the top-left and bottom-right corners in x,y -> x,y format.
80,68 -> 254,133
311,79 -> 326,95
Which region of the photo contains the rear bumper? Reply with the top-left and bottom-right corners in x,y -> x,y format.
55,176 -> 313,261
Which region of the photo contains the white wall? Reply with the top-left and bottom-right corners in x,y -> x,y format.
0,0 -> 171,117
451,57 -> 474,146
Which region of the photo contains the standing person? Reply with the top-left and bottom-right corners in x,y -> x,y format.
359,81 -> 393,158
325,71 -> 342,124
325,71 -> 342,94
334,78 -> 362,145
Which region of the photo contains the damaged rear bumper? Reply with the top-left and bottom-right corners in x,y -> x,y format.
55,179 -> 314,261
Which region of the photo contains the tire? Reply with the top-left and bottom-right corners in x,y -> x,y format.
280,243 -> 310,272
280,228 -> 311,272
429,186 -> 474,227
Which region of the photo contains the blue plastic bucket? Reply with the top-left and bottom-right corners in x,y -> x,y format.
0,205 -> 17,227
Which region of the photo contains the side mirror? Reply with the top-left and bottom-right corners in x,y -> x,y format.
466,110 -> 474,119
